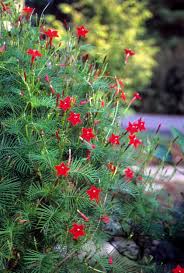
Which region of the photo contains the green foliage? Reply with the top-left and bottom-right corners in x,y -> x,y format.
23,249 -> 59,273
0,177 -> 20,209
0,1 -> 170,272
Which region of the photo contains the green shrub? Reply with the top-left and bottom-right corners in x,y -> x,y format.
0,2 -> 169,272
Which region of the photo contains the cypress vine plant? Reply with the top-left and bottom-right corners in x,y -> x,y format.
0,1 -> 173,272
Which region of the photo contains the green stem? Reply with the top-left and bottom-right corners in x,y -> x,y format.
88,266 -> 106,273
106,100 -> 119,139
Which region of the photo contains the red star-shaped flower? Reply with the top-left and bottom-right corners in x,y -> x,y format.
108,133 -> 120,145
76,25 -> 89,38
54,162 -> 70,176
172,265 -> 184,273
81,128 -> 95,142
44,28 -> 59,39
27,49 -> 42,65
86,185 -> 101,203
126,122 -> 138,135
126,119 -> 146,134
43,28 -> 59,47
23,6 -> 34,14
129,134 -> 142,148
124,48 -> 135,64
67,112 -> 82,126
124,167 -> 134,180
135,118 -> 146,132
69,223 -> 86,240
58,96 -> 72,112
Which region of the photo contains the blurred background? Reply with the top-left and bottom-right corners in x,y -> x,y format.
25,0 -> 184,116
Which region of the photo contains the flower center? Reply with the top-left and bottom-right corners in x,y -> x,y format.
77,228 -> 80,231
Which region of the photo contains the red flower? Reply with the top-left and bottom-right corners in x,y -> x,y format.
45,74 -> 50,83
126,119 -> 146,134
120,91 -> 126,101
67,112 -> 82,126
54,162 -> 70,176
172,265 -> 184,273
107,163 -> 117,174
81,128 -> 95,142
58,96 -> 72,112
126,122 -> 138,135
135,118 -> 146,132
108,256 -> 113,265
129,134 -> 142,148
76,25 -> 89,38
101,100 -> 105,107
124,167 -> 134,180
101,215 -> 110,224
69,223 -> 86,240
133,92 -> 142,100
124,48 -> 135,64
43,28 -> 59,48
86,185 -> 101,203
23,6 -> 34,14
108,133 -> 120,145
23,6 -> 34,19
27,49 -> 42,65
127,92 -> 142,107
